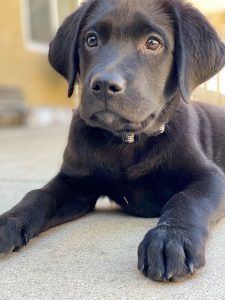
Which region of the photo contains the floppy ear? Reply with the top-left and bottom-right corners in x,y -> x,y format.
48,0 -> 96,97
172,1 -> 225,102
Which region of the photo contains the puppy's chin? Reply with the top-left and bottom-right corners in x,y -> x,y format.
85,110 -> 164,137
88,111 -> 140,132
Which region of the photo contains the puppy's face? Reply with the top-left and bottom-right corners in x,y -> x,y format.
79,0 -> 175,135
49,0 -> 225,136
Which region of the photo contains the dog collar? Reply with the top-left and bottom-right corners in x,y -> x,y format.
123,125 -> 165,144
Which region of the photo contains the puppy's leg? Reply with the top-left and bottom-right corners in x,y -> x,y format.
0,173 -> 99,254
138,165 -> 225,282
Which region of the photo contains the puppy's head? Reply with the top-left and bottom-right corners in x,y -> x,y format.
49,0 -> 225,136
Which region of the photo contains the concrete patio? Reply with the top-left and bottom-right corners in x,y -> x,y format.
0,124 -> 225,300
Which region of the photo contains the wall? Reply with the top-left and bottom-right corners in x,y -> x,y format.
0,1 -> 70,107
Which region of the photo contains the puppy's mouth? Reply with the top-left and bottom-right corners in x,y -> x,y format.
89,111 -> 157,135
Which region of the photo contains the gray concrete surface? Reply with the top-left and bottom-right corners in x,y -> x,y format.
0,125 -> 225,300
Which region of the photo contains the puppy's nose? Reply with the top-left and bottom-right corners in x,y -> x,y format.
91,72 -> 126,96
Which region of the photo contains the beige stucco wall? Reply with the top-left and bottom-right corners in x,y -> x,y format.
192,0 -> 225,12
0,1 -> 70,107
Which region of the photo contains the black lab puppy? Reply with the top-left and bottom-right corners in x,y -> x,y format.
1,0 -> 225,282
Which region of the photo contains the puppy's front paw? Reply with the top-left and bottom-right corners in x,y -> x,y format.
138,225 -> 206,282
0,217 -> 28,255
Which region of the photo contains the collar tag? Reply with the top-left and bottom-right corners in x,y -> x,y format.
124,134 -> 135,144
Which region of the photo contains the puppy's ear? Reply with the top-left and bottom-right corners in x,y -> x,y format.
172,2 -> 225,101
48,1 -> 96,97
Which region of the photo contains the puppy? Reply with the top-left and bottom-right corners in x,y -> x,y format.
1,0 -> 225,282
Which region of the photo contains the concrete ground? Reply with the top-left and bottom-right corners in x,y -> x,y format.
0,125 -> 225,300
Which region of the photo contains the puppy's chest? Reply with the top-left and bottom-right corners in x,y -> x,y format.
101,173 -> 183,218
86,144 -> 141,177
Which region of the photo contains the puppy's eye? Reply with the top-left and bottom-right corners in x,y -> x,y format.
145,37 -> 161,51
86,34 -> 98,48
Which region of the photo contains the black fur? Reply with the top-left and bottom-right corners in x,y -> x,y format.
2,0 -> 225,282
